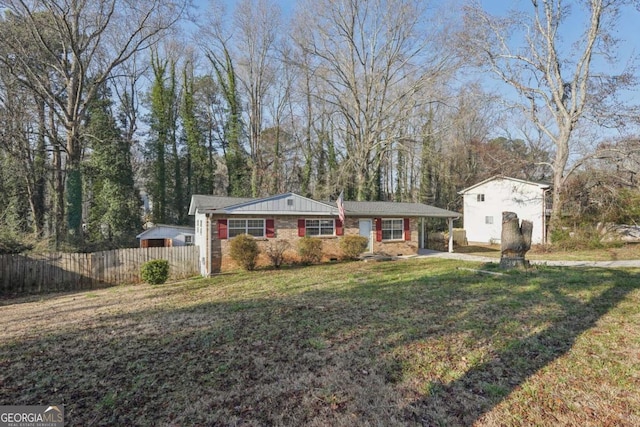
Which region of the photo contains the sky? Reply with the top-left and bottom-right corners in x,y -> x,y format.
194,0 -> 638,64
191,0 -> 639,140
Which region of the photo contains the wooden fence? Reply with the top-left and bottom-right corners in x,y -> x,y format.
0,246 -> 200,295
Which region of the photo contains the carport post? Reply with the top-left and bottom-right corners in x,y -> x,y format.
448,217 -> 454,253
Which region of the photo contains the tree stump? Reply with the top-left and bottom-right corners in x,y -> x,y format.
500,211 -> 532,269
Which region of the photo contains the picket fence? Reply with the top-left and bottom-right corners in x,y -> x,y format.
0,246 -> 200,295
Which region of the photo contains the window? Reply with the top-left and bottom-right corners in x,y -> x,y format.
485,216 -> 493,225
477,194 -> 485,202
228,219 -> 265,238
185,235 -> 193,245
196,220 -> 202,235
305,219 -> 334,236
287,198 -> 294,206
382,219 -> 404,240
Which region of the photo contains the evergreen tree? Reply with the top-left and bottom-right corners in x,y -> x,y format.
181,67 -> 215,196
84,88 -> 141,248
208,46 -> 250,197
147,54 -> 176,223
419,110 -> 436,205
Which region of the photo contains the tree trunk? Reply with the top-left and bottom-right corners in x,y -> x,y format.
500,211 -> 533,269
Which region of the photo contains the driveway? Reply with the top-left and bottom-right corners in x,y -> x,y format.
417,249 -> 640,268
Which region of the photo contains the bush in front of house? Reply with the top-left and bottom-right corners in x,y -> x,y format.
140,259 -> 170,284
340,235 -> 369,260
230,234 -> 260,271
265,239 -> 290,269
297,237 -> 323,264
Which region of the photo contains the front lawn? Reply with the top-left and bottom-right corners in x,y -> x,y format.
1,259 -> 639,426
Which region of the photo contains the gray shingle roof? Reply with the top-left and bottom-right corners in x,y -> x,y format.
344,201 -> 460,218
189,193 -> 460,218
188,195 -> 254,215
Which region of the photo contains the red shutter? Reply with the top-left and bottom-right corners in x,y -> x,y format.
335,218 -> 344,236
298,219 -> 306,237
376,218 -> 382,242
404,218 -> 411,241
266,219 -> 275,238
218,219 -> 228,239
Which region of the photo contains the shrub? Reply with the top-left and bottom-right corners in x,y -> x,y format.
265,240 -> 290,268
0,230 -> 32,254
140,259 -> 170,285
340,235 -> 368,260
297,237 -> 323,264
550,225 -> 620,251
230,234 -> 260,271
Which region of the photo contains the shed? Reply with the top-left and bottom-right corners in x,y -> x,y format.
136,224 -> 195,248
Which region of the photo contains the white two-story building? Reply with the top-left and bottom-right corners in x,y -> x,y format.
459,176 -> 551,245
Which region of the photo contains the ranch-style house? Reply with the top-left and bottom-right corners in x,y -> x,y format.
189,192 -> 461,275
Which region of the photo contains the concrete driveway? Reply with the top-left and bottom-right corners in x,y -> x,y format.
417,249 -> 640,268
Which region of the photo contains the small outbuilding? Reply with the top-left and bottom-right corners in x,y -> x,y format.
458,176 -> 551,245
189,192 -> 461,275
136,224 -> 195,248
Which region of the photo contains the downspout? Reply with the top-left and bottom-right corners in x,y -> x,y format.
206,213 -> 211,276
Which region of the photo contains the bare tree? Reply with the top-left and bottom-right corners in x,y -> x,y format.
0,70 -> 49,237
294,0 -> 459,200
233,0 -> 282,197
461,0 -> 639,231
0,0 -> 188,242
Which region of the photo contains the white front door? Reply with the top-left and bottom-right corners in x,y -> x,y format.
359,219 -> 373,252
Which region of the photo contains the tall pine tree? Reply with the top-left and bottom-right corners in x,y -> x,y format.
147,54 -> 176,223
84,88 -> 141,248
208,47 -> 250,197
181,67 -> 215,196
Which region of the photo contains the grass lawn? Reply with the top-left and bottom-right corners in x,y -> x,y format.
456,242 -> 640,262
1,258 -> 639,426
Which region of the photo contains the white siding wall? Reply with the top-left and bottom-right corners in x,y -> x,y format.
139,226 -> 193,241
463,180 -> 546,244
194,213 -> 208,275
172,233 -> 193,246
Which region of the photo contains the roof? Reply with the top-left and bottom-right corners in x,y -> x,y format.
136,224 -> 194,239
344,201 -> 460,218
458,175 -> 551,195
188,195 -> 253,215
190,193 -> 460,219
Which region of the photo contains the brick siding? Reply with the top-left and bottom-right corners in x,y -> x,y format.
209,215 -> 419,273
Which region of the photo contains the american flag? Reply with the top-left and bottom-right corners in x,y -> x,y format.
337,190 -> 346,223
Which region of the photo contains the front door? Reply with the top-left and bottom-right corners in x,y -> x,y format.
359,219 -> 373,252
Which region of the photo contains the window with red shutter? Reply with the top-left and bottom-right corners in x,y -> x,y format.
218,219 -> 228,239
298,219 -> 305,237
266,219 -> 275,238
404,218 -> 411,241
380,218 -> 403,240
375,218 -> 382,242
